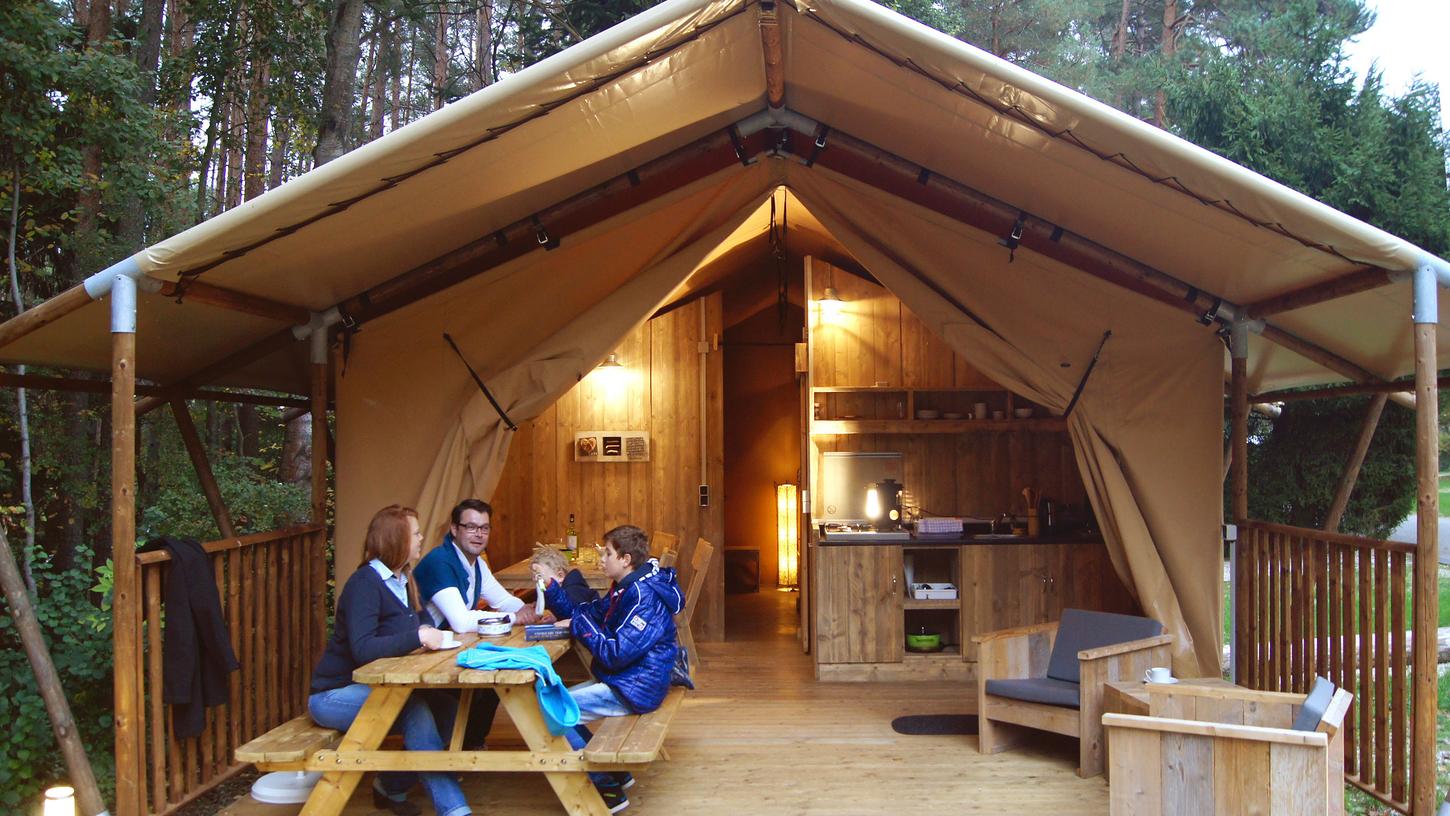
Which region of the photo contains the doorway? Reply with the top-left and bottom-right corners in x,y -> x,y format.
722,261 -> 805,641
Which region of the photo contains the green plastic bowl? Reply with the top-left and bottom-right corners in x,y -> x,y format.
906,630 -> 941,651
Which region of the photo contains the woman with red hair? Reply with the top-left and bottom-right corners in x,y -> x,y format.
307,505 -> 471,816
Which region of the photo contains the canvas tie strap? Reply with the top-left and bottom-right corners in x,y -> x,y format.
442,332 -> 518,431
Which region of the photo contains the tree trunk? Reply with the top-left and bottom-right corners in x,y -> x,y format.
1155,0 -> 1178,127
268,121 -> 287,189
6,176 -> 35,592
473,2 -> 492,91
116,0 -> 165,251
244,61 -> 269,202
75,0 -> 113,269
60,392 -> 89,572
314,0 -> 367,166
371,17 -> 390,139
1111,0 -> 1129,63
282,414 -> 313,484
433,7 -> 449,110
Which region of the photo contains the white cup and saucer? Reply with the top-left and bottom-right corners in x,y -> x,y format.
1143,666 -> 1176,684
438,634 -> 461,650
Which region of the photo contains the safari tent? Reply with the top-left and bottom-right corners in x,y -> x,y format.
2,0 -> 1446,812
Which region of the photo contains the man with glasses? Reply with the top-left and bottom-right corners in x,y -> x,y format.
413,498 -> 542,749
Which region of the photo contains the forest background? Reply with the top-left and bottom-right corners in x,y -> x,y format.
2,0 -> 1448,810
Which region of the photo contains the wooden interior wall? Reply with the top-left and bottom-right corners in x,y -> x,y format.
490,295 -> 726,641
808,259 -> 1087,519
722,264 -> 805,590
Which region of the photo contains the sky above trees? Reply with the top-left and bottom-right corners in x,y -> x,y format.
1344,0 -> 1448,128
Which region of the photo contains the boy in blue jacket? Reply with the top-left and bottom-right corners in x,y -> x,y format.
545,525 -> 691,813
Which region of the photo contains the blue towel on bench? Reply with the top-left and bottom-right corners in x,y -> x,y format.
457,642 -> 580,735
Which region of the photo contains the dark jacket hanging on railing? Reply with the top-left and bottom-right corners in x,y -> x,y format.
148,536 -> 240,738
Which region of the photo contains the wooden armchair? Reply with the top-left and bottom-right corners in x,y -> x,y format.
974,609 -> 1172,777
1102,677 -> 1352,815
674,538 -> 712,675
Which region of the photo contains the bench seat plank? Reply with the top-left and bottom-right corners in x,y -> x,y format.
236,715 -> 340,766
583,687 -> 686,765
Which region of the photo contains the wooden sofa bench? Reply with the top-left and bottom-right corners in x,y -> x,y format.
583,686 -> 686,769
235,714 -> 342,772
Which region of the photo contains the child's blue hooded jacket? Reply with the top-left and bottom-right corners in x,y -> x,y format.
545,559 -> 688,713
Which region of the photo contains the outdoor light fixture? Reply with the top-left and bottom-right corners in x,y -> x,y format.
818,286 -> 844,323
593,353 -> 627,394
43,787 -> 75,816
776,483 -> 799,589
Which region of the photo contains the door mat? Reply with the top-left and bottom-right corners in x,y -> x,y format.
890,714 -> 978,735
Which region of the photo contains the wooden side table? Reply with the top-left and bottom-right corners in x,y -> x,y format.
1100,677 -> 1235,780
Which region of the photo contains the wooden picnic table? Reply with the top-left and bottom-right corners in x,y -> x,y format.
296,626 -> 616,816
493,554 -> 610,592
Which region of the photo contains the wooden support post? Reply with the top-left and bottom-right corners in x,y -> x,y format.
1229,323 -> 1249,687
170,398 -> 237,539
1411,306 -> 1438,815
1230,325 -> 1249,523
111,274 -> 141,816
1322,393 -> 1387,533
309,332 -> 330,670
0,526 -> 107,816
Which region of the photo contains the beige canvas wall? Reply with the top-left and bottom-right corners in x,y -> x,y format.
488,296 -> 727,641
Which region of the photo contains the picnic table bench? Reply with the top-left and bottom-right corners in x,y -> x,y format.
235,627 -> 688,815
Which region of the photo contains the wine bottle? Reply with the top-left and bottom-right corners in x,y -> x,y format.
566,513 -> 578,553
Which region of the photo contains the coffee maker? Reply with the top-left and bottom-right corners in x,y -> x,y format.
866,478 -> 904,531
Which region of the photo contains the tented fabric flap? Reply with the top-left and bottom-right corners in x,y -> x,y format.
334,161 -> 778,576
785,163 -> 1223,675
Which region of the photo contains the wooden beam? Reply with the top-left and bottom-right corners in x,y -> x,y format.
133,328 -> 300,415
1411,321 -> 1438,816
0,526 -> 107,816
1240,267 -> 1393,318
1251,378 -> 1448,403
792,125 -> 1410,402
169,399 -> 236,539
759,3 -> 785,109
332,130 -> 765,329
0,371 -> 309,407
111,326 -> 140,816
151,279 -> 311,325
1321,393 -> 1387,533
0,284 -> 92,351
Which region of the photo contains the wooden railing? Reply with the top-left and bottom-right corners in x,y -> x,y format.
121,524 -> 326,815
1235,520 -> 1414,813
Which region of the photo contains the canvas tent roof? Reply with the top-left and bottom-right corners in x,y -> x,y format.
7,0 -> 1446,676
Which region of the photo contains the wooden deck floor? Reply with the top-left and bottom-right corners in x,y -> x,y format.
223,590 -> 1108,815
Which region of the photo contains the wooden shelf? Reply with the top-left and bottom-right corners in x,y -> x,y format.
811,418 -> 1065,434
904,598 -> 960,610
903,646 -> 962,660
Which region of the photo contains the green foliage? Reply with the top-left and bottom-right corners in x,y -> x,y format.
1244,396 -> 1423,537
0,540 -> 116,810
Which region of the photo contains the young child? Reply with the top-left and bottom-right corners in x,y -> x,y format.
529,543 -> 599,616
544,525 -> 690,814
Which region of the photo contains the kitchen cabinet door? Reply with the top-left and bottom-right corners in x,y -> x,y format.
814,545 -> 905,663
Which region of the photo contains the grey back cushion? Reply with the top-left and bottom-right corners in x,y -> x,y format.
1045,609 -> 1164,684
1292,676 -> 1336,731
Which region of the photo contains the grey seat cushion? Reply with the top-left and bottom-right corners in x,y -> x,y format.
1046,609 -> 1164,684
1292,676 -> 1336,731
985,677 -> 1082,709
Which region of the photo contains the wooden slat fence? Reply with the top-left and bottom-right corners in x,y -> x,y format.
1235,520 -> 1414,813
123,523 -> 326,816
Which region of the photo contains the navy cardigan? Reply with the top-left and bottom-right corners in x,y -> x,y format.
310,565 -> 423,693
